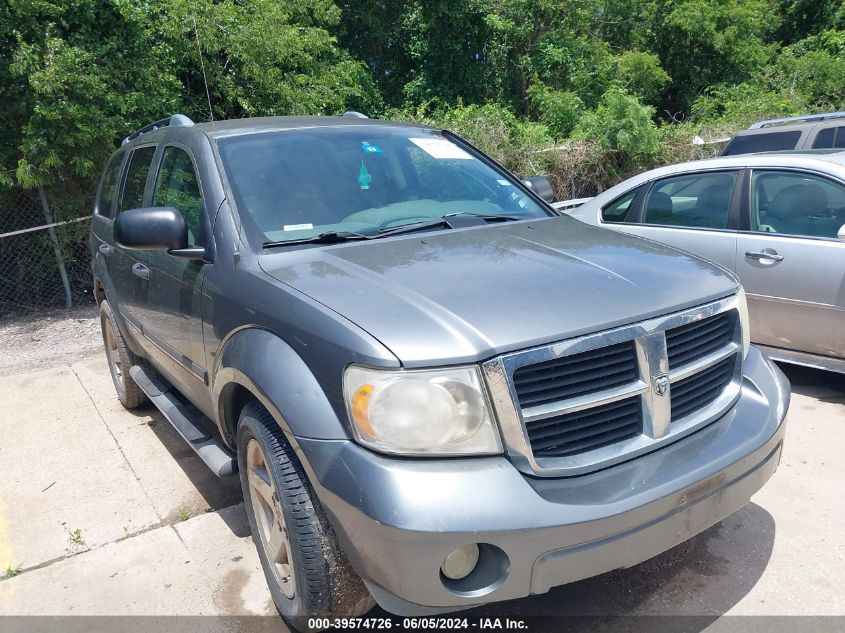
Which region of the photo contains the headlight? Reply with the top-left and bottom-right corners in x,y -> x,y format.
737,286 -> 751,359
343,365 -> 503,455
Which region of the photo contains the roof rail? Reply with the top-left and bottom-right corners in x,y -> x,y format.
341,111 -> 368,119
122,114 -> 195,145
749,111 -> 845,129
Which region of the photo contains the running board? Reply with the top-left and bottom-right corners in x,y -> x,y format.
129,365 -> 237,477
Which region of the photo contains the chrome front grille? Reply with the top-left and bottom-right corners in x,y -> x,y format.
670,355 -> 735,421
526,396 -> 642,458
666,311 -> 732,368
482,296 -> 744,477
512,341 -> 638,408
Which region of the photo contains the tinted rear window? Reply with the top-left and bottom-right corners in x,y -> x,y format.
811,126 -> 845,149
722,131 -> 801,156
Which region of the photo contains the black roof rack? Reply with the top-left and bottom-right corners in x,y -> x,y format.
122,114 -> 195,145
749,111 -> 845,129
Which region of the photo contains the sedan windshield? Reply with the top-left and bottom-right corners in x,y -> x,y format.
217,126 -> 551,245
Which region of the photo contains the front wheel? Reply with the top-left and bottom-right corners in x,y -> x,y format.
237,402 -> 374,629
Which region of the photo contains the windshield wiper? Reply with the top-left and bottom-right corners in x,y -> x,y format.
262,231 -> 373,248
376,212 -> 527,238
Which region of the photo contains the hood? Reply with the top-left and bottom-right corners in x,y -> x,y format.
258,217 -> 738,366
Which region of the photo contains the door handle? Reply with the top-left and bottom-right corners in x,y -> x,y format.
131,262 -> 150,280
745,250 -> 783,262
98,243 -> 114,256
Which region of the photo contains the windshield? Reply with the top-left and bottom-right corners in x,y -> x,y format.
217,126 -> 551,245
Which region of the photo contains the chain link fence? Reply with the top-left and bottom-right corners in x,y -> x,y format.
0,186 -> 95,320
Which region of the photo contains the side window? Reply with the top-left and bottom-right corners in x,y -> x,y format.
153,146 -> 204,246
751,170 -> 845,239
96,152 -> 124,218
642,171 -> 738,229
722,131 -> 801,156
811,126 -> 845,149
812,128 -> 835,149
118,146 -> 156,213
601,187 -> 641,223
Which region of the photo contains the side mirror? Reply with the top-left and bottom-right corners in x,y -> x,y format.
523,176 -> 555,203
838,224 -> 845,240
114,207 -> 204,259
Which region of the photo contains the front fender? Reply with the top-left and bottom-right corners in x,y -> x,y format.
212,327 -> 349,443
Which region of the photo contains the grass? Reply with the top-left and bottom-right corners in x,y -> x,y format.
2,563 -> 23,579
68,528 -> 86,548
176,506 -> 192,522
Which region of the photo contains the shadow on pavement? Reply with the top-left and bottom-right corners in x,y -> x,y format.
127,404 -> 247,536
776,363 -> 845,401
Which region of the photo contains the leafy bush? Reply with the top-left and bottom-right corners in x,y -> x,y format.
395,102 -> 553,176
691,83 -> 804,127
776,49 -> 845,109
572,88 -> 660,168
527,84 -> 583,139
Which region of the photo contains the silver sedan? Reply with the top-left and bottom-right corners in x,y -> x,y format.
561,151 -> 845,373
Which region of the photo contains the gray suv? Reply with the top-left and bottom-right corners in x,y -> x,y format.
90,114 -> 790,628
722,111 -> 845,155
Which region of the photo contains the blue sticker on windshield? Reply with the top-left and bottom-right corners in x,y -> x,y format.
361,142 -> 382,154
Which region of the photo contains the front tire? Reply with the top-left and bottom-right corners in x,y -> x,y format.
237,402 -> 374,629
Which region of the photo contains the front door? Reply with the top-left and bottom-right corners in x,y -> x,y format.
620,170 -> 741,273
736,169 -> 845,359
136,145 -> 211,403
110,144 -> 157,333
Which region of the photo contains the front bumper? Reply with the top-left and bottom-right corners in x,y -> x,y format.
297,346 -> 789,615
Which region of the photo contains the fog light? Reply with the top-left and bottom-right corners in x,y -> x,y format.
441,544 -> 480,580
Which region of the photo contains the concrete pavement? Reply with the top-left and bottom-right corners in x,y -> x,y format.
0,355 -> 843,623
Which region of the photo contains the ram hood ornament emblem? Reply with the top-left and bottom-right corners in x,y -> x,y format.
653,373 -> 670,396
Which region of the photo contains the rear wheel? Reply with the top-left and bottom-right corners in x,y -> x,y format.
99,300 -> 146,409
237,402 -> 374,630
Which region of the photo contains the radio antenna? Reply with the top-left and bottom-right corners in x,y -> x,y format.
192,16 -> 215,129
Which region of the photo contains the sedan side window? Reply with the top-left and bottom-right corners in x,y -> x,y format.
751,170 -> 845,239
118,146 -> 156,213
153,147 -> 205,246
601,187 -> 641,223
642,171 -> 738,229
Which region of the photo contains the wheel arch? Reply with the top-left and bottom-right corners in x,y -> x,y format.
213,327 -> 349,448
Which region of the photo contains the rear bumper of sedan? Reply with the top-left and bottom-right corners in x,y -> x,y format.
298,346 -> 789,615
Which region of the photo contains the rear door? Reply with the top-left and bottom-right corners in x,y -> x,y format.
90,150 -> 125,300
616,169 -> 742,273
735,169 -> 845,359
137,144 -> 211,397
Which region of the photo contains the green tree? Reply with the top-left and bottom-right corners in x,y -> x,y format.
615,51 -> 671,108
652,0 -> 777,114
336,0 -> 489,108
2,0 -> 179,189
165,0 -> 378,120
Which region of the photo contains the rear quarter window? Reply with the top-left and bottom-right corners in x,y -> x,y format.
722,131 -> 801,156
601,187 -> 641,223
96,152 -> 124,218
811,126 -> 845,149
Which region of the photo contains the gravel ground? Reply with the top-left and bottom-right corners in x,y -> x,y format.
0,305 -> 101,377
